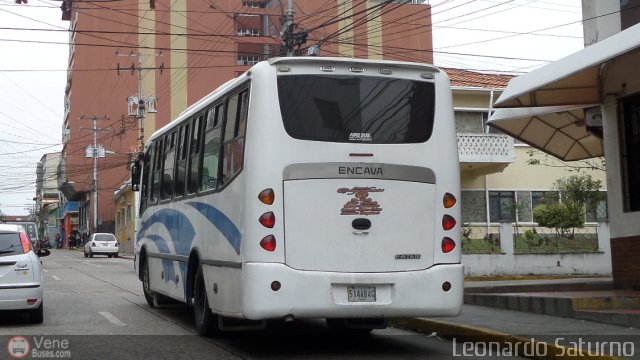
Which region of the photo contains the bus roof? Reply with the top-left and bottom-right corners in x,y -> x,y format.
145,57 -> 442,148
268,56 -> 441,73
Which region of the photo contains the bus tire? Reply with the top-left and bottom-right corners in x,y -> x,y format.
193,265 -> 219,336
142,256 -> 156,308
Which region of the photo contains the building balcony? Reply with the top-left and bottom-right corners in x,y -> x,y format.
457,133 -> 515,176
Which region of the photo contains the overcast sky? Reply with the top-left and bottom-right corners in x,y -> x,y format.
0,0 -> 583,215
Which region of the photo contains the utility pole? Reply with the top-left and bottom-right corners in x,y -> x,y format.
280,0 -> 310,56
80,115 -> 110,233
117,51 -> 162,152
281,0 -> 295,57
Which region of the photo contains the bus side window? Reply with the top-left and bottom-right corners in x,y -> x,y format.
237,89 -> 249,138
162,131 -> 176,200
175,123 -> 189,197
140,149 -> 151,214
151,140 -> 162,202
200,104 -> 223,192
223,93 -> 239,143
188,115 -> 203,194
221,89 -> 249,186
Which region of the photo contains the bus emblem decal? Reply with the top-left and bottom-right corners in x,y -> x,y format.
348,132 -> 372,142
337,187 -> 384,215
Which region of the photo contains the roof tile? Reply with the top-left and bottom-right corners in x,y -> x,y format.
442,68 -> 515,89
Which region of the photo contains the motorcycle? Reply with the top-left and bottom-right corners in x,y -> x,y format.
39,239 -> 52,249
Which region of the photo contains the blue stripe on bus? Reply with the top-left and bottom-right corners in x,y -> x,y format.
138,208 -> 196,256
186,202 -> 242,255
138,208 -> 196,291
146,234 -> 177,289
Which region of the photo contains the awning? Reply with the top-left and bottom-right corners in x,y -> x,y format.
495,22 -> 640,108
488,105 -> 603,161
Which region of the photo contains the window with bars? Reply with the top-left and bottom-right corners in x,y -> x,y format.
237,55 -> 260,66
242,1 -> 262,8
237,28 -> 260,36
489,191 -> 515,222
531,191 -> 559,209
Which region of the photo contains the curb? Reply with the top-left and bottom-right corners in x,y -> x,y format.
58,247 -> 135,260
392,318 -> 622,360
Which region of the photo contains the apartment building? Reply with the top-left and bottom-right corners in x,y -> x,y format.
35,152 -> 62,241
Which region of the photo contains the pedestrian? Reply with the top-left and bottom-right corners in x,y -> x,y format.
69,231 -> 76,249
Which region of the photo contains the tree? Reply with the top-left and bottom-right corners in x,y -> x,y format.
533,174 -> 604,238
533,203 -> 582,238
526,150 -> 605,172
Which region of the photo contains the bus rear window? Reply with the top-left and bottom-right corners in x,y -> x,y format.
277,75 -> 435,143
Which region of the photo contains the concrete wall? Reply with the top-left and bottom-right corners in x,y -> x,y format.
582,0 -> 621,45
463,222 -> 612,276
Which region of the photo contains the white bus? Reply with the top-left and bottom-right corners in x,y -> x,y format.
132,57 -> 463,335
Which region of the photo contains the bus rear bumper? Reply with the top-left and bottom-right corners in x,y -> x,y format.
241,263 -> 463,320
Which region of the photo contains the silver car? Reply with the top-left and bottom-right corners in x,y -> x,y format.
0,224 -> 49,323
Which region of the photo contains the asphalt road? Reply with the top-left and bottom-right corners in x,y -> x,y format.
0,249 -> 526,359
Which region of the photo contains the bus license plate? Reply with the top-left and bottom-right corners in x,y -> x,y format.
347,286 -> 376,302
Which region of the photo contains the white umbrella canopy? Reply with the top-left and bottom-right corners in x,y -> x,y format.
494,23 -> 640,108
488,105 -> 603,161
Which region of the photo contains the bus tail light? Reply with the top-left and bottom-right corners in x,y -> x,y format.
260,235 -> 276,252
442,215 -> 456,230
258,188 -> 275,205
259,212 -> 275,228
19,232 -> 31,253
443,193 -> 456,208
441,237 -> 456,253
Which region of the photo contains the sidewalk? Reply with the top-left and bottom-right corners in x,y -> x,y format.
396,277 -> 640,359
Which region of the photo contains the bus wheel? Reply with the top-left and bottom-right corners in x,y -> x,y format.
142,257 -> 155,308
193,265 -> 219,336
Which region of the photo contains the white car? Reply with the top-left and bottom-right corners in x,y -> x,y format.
84,233 -> 119,258
0,224 -> 49,323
